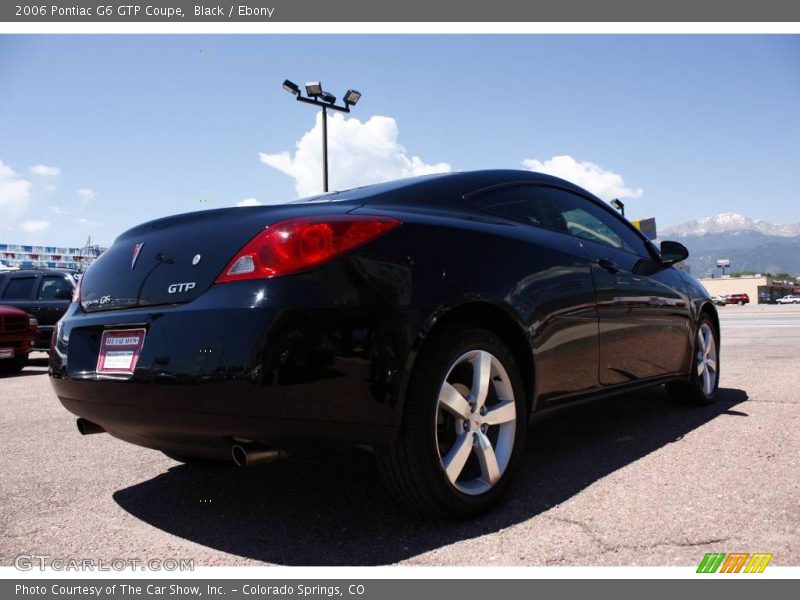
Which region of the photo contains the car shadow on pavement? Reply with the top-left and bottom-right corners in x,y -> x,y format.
113,386 -> 748,565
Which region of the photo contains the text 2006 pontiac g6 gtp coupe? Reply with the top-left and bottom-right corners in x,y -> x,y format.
50,170 -> 720,516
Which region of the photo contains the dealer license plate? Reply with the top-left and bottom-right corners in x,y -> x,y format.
96,328 -> 146,375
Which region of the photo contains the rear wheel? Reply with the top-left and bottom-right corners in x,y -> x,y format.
378,327 -> 527,517
667,313 -> 719,406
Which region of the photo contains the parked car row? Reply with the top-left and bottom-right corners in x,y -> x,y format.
0,268 -> 78,375
0,269 -> 77,349
711,293 -> 750,306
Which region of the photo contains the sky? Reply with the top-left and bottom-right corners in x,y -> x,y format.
0,34 -> 799,247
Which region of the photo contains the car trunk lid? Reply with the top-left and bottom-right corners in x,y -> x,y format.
79,203 -> 359,312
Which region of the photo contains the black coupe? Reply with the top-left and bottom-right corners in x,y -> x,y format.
50,170 -> 720,516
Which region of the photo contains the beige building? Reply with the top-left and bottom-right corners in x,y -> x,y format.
699,275 -> 797,304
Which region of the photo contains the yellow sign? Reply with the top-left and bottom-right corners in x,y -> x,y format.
632,217 -> 657,240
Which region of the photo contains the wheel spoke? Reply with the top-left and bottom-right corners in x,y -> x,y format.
442,433 -> 473,483
475,431 -> 501,485
484,399 -> 516,425
697,360 -> 705,376
703,328 -> 714,358
706,358 -> 717,373
471,351 -> 492,409
697,330 -> 706,354
439,382 -> 471,420
702,369 -> 712,396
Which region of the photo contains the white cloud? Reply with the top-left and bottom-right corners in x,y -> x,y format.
77,188 -> 96,200
49,205 -> 69,215
237,198 -> 262,207
29,164 -> 61,177
75,217 -> 104,227
19,219 -> 50,234
0,160 -> 32,219
522,155 -> 643,200
259,113 -> 451,197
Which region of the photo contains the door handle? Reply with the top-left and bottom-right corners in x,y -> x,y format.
597,258 -> 621,274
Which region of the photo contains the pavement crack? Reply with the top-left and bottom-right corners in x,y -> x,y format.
542,514 -> 732,560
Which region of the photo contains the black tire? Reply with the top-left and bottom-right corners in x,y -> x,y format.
0,355 -> 27,375
377,326 -> 527,517
161,451 -> 226,467
666,312 -> 720,406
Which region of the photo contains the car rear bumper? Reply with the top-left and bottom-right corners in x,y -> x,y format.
49,275 -> 414,455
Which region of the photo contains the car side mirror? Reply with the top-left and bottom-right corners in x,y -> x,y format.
54,288 -> 73,300
660,240 -> 689,265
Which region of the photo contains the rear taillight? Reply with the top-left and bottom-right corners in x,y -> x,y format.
215,215 -> 402,283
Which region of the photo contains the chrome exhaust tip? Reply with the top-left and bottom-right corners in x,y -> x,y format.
76,418 -> 105,435
231,443 -> 283,468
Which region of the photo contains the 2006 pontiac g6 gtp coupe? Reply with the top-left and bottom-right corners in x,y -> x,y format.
50,170 -> 720,517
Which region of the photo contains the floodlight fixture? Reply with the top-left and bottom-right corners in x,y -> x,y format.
344,89 -> 362,106
305,81 -> 323,97
282,79 -> 300,95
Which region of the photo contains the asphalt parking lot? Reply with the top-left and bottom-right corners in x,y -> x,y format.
1,304 -> 798,567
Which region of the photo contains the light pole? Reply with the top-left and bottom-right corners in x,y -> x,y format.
282,79 -> 362,193
610,198 -> 625,218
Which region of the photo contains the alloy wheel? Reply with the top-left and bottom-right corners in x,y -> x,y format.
434,350 -> 517,496
696,322 -> 718,397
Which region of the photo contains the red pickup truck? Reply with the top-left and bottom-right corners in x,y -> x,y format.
0,305 -> 38,374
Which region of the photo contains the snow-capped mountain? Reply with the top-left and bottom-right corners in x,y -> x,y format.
660,213 -> 800,276
662,212 -> 800,237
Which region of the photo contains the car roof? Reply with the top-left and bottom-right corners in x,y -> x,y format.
290,169 -> 600,206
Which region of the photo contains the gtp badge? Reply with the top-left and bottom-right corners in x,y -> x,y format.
131,242 -> 144,269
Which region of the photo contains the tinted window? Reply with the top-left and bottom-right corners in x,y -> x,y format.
2,276 -> 36,299
38,275 -> 72,300
539,187 -> 651,256
472,186 -> 569,234
474,184 -> 652,257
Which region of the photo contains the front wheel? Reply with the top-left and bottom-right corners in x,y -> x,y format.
378,327 -> 527,517
667,314 -> 720,406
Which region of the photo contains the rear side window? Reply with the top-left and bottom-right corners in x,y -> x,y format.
2,276 -> 36,299
38,275 -> 72,300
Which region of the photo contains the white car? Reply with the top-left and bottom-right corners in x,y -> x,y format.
777,295 -> 800,304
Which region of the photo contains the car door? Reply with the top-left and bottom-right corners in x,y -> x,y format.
34,274 -> 74,331
544,187 -> 692,384
470,184 -> 600,400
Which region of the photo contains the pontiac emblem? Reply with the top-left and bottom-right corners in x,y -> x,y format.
131,242 -> 144,269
